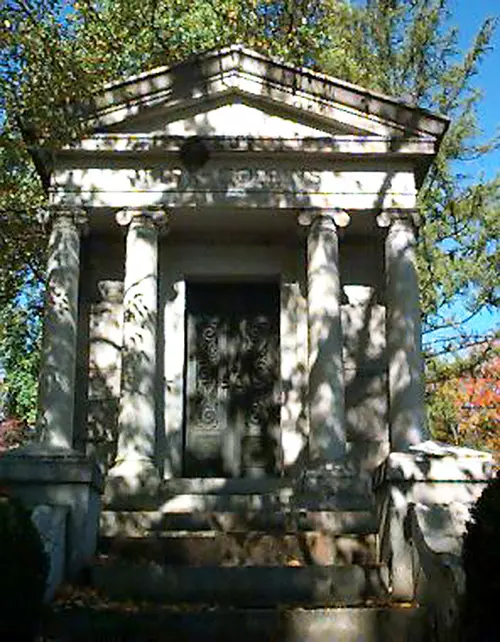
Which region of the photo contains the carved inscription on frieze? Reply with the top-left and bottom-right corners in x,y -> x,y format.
161,168 -> 323,197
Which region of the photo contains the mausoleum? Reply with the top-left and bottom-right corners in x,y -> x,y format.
44,45 -> 445,481
0,46 -> 494,639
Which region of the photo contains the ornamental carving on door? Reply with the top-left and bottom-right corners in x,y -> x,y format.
185,283 -> 280,477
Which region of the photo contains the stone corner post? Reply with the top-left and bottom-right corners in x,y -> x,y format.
38,207 -> 88,450
304,210 -> 348,464
379,210 -> 429,451
108,208 -> 168,487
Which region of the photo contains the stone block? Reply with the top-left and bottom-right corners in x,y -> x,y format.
41,605 -> 426,642
98,532 -> 378,567
31,504 -> 68,600
341,303 -> 386,372
374,444 -> 494,602
346,440 -> 390,472
87,366 -> 121,398
345,371 -> 388,442
0,445 -> 103,577
91,562 -> 389,605
85,399 -> 118,472
100,509 -> 378,536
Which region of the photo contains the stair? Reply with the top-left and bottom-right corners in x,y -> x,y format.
44,605 -> 426,642
44,475 -> 427,640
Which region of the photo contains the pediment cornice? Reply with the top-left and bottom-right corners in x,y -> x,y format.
82,45 -> 449,141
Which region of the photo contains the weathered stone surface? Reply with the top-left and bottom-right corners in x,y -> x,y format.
374,444 -> 494,602
100,509 -> 378,536
43,605 -> 427,642
0,445 -> 103,576
31,504 -> 68,600
385,217 -> 429,449
377,446 -> 494,483
85,399 -> 119,472
91,561 -> 389,605
38,211 -> 84,450
346,441 -> 390,472
341,302 -> 386,372
283,607 -> 425,642
345,371 -> 388,442
98,532 -> 378,567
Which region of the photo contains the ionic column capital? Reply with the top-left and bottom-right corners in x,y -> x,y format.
376,208 -> 419,230
49,206 -> 88,233
116,207 -> 169,231
297,208 -> 351,230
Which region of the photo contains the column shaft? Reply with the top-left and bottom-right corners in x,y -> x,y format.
385,217 -> 429,450
114,214 -> 160,473
38,210 -> 84,449
307,215 -> 346,461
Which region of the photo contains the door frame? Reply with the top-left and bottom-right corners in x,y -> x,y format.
182,279 -> 282,478
160,243 -> 309,480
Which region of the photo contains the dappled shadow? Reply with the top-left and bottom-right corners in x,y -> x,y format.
27,45 -> 458,638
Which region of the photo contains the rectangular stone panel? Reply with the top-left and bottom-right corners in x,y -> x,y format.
88,301 -> 123,399
88,302 -> 123,369
346,441 -> 390,472
88,366 -> 121,399
344,371 -> 388,442
341,304 -> 386,373
86,399 -> 119,472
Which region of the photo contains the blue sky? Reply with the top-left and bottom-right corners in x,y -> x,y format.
452,0 -> 499,180
424,1 -> 499,350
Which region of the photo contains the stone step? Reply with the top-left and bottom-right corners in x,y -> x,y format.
44,604 -> 426,642
91,560 -> 390,606
104,475 -> 375,512
98,532 -> 378,566
104,490 -> 374,512
100,509 -> 378,536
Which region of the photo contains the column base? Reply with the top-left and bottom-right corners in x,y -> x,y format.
107,456 -> 161,498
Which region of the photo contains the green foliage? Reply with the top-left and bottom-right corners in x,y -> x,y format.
0,283 -> 43,426
0,0 -> 498,421
462,475 -> 500,641
0,494 -> 49,641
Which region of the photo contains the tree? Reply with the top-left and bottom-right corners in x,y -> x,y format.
426,341 -> 500,454
0,0 -> 498,424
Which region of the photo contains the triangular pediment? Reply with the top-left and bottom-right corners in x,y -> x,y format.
98,95 -> 358,138
83,45 -> 448,142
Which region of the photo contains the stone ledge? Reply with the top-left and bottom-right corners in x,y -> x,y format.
100,510 -> 378,536
0,445 -> 104,491
374,441 -> 494,487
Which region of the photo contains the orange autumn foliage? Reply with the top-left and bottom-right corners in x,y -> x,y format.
428,346 -> 500,458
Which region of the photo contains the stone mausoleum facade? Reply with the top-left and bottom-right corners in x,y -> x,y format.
0,48 -> 494,633
42,46 -> 447,484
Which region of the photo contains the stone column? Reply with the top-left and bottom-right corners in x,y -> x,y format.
38,208 -> 87,449
110,209 -> 167,485
306,213 -> 346,462
383,212 -> 429,450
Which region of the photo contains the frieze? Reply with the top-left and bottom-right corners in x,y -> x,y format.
172,168 -> 323,196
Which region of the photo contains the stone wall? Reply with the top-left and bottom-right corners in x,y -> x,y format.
75,232 -> 390,476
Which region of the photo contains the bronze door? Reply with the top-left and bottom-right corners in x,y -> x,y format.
184,282 -> 280,477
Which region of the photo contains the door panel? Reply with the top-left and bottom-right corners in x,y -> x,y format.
184,282 -> 280,477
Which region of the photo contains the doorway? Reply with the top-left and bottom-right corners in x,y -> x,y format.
183,282 -> 281,477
